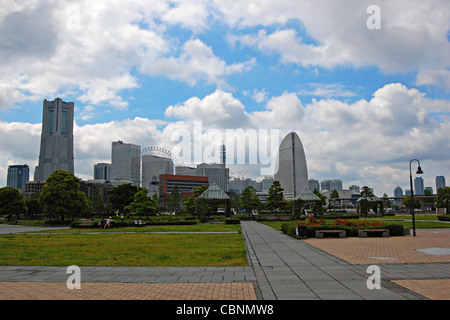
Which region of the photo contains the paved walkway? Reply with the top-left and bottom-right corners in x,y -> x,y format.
0,222 -> 450,300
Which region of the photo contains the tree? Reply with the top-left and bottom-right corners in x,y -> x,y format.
0,187 -> 27,223
91,189 -> 105,217
108,183 -> 145,215
403,195 -> 422,210
167,185 -> 181,213
436,186 -> 450,214
183,185 -> 208,216
329,189 -> 339,211
39,170 -> 88,221
312,188 -> 327,216
240,185 -> 262,215
125,189 -> 156,217
358,186 -> 374,216
266,180 -> 284,212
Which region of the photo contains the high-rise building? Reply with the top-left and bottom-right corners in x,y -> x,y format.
196,163 -> 229,192
111,141 -> 140,186
414,176 -> 424,195
394,186 -> 403,197
308,179 -> 319,192
34,98 -> 74,182
274,132 -> 308,200
436,176 -> 446,192
349,185 -> 360,194
7,165 -> 29,191
94,163 -> 111,180
141,155 -> 173,191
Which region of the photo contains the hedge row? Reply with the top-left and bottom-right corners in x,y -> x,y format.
438,214 -> 450,221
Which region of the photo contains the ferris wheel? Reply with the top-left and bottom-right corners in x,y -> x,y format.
141,146 -> 181,167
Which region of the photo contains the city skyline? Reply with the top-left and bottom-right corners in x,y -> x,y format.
0,1 -> 449,196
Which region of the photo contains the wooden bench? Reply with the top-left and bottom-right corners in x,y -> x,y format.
133,220 -> 145,227
279,216 -> 291,221
78,221 -> 95,228
315,230 -> 346,238
358,229 -> 389,237
265,217 -> 278,221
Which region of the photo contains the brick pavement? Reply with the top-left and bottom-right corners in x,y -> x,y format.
0,282 -> 257,300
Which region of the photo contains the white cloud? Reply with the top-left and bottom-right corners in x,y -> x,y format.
142,38 -> 255,86
224,0 -> 450,82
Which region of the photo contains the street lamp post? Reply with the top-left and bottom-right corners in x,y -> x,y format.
409,159 -> 423,237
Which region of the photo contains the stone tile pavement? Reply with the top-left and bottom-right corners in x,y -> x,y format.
0,222 -> 449,300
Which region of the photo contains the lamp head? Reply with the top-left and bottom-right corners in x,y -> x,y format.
416,166 -> 424,174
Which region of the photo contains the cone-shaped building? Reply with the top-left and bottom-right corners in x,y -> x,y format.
274,132 -> 308,200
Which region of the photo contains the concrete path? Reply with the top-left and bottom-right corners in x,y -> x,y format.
240,221 -> 425,300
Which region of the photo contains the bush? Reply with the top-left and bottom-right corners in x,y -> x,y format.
438,215 -> 450,221
383,224 -> 405,236
225,218 -> 240,224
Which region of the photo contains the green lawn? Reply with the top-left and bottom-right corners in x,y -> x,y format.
0,232 -> 247,267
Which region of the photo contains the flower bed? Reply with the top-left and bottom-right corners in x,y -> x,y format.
280,216 -> 404,238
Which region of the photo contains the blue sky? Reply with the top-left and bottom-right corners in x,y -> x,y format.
0,0 -> 449,196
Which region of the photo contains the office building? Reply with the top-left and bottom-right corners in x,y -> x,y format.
394,186 -> 403,197
94,163 -> 111,180
196,163 -> 229,192
34,98 -> 74,182
142,155 -> 173,191
308,179 -> 320,192
425,186 -> 433,194
175,166 -> 197,176
349,185 -> 360,194
436,176 -> 446,192
159,174 -> 209,206
111,141 -> 140,186
7,165 -> 29,191
414,176 -> 424,195
321,179 -> 343,191
274,132 -> 308,200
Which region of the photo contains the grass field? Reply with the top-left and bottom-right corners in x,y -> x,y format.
0,232 -> 247,267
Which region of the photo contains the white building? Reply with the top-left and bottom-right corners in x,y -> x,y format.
274,132 -> 308,200
142,155 -> 173,191
111,141 -> 140,186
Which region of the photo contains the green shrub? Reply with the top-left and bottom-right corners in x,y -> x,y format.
225,218 -> 240,224
438,215 -> 450,221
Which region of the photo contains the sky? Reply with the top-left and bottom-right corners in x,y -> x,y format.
0,0 -> 449,196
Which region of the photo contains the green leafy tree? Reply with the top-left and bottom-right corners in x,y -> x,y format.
0,187 -> 27,222
266,180 -> 284,212
167,184 -> 181,213
358,186 -> 375,216
403,195 -> 422,210
39,170 -> 88,221
183,185 -> 208,216
125,189 -> 156,217
329,189 -> 339,211
108,183 -> 145,215
436,186 -> 450,214
240,185 -> 262,215
312,188 -> 327,216
91,189 -> 105,217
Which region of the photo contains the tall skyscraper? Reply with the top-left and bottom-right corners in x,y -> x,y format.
308,179 -> 319,192
274,132 -> 308,200
34,98 -> 74,182
436,176 -> 446,192
414,176 -> 424,195
111,141 -> 140,186
7,165 -> 29,191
